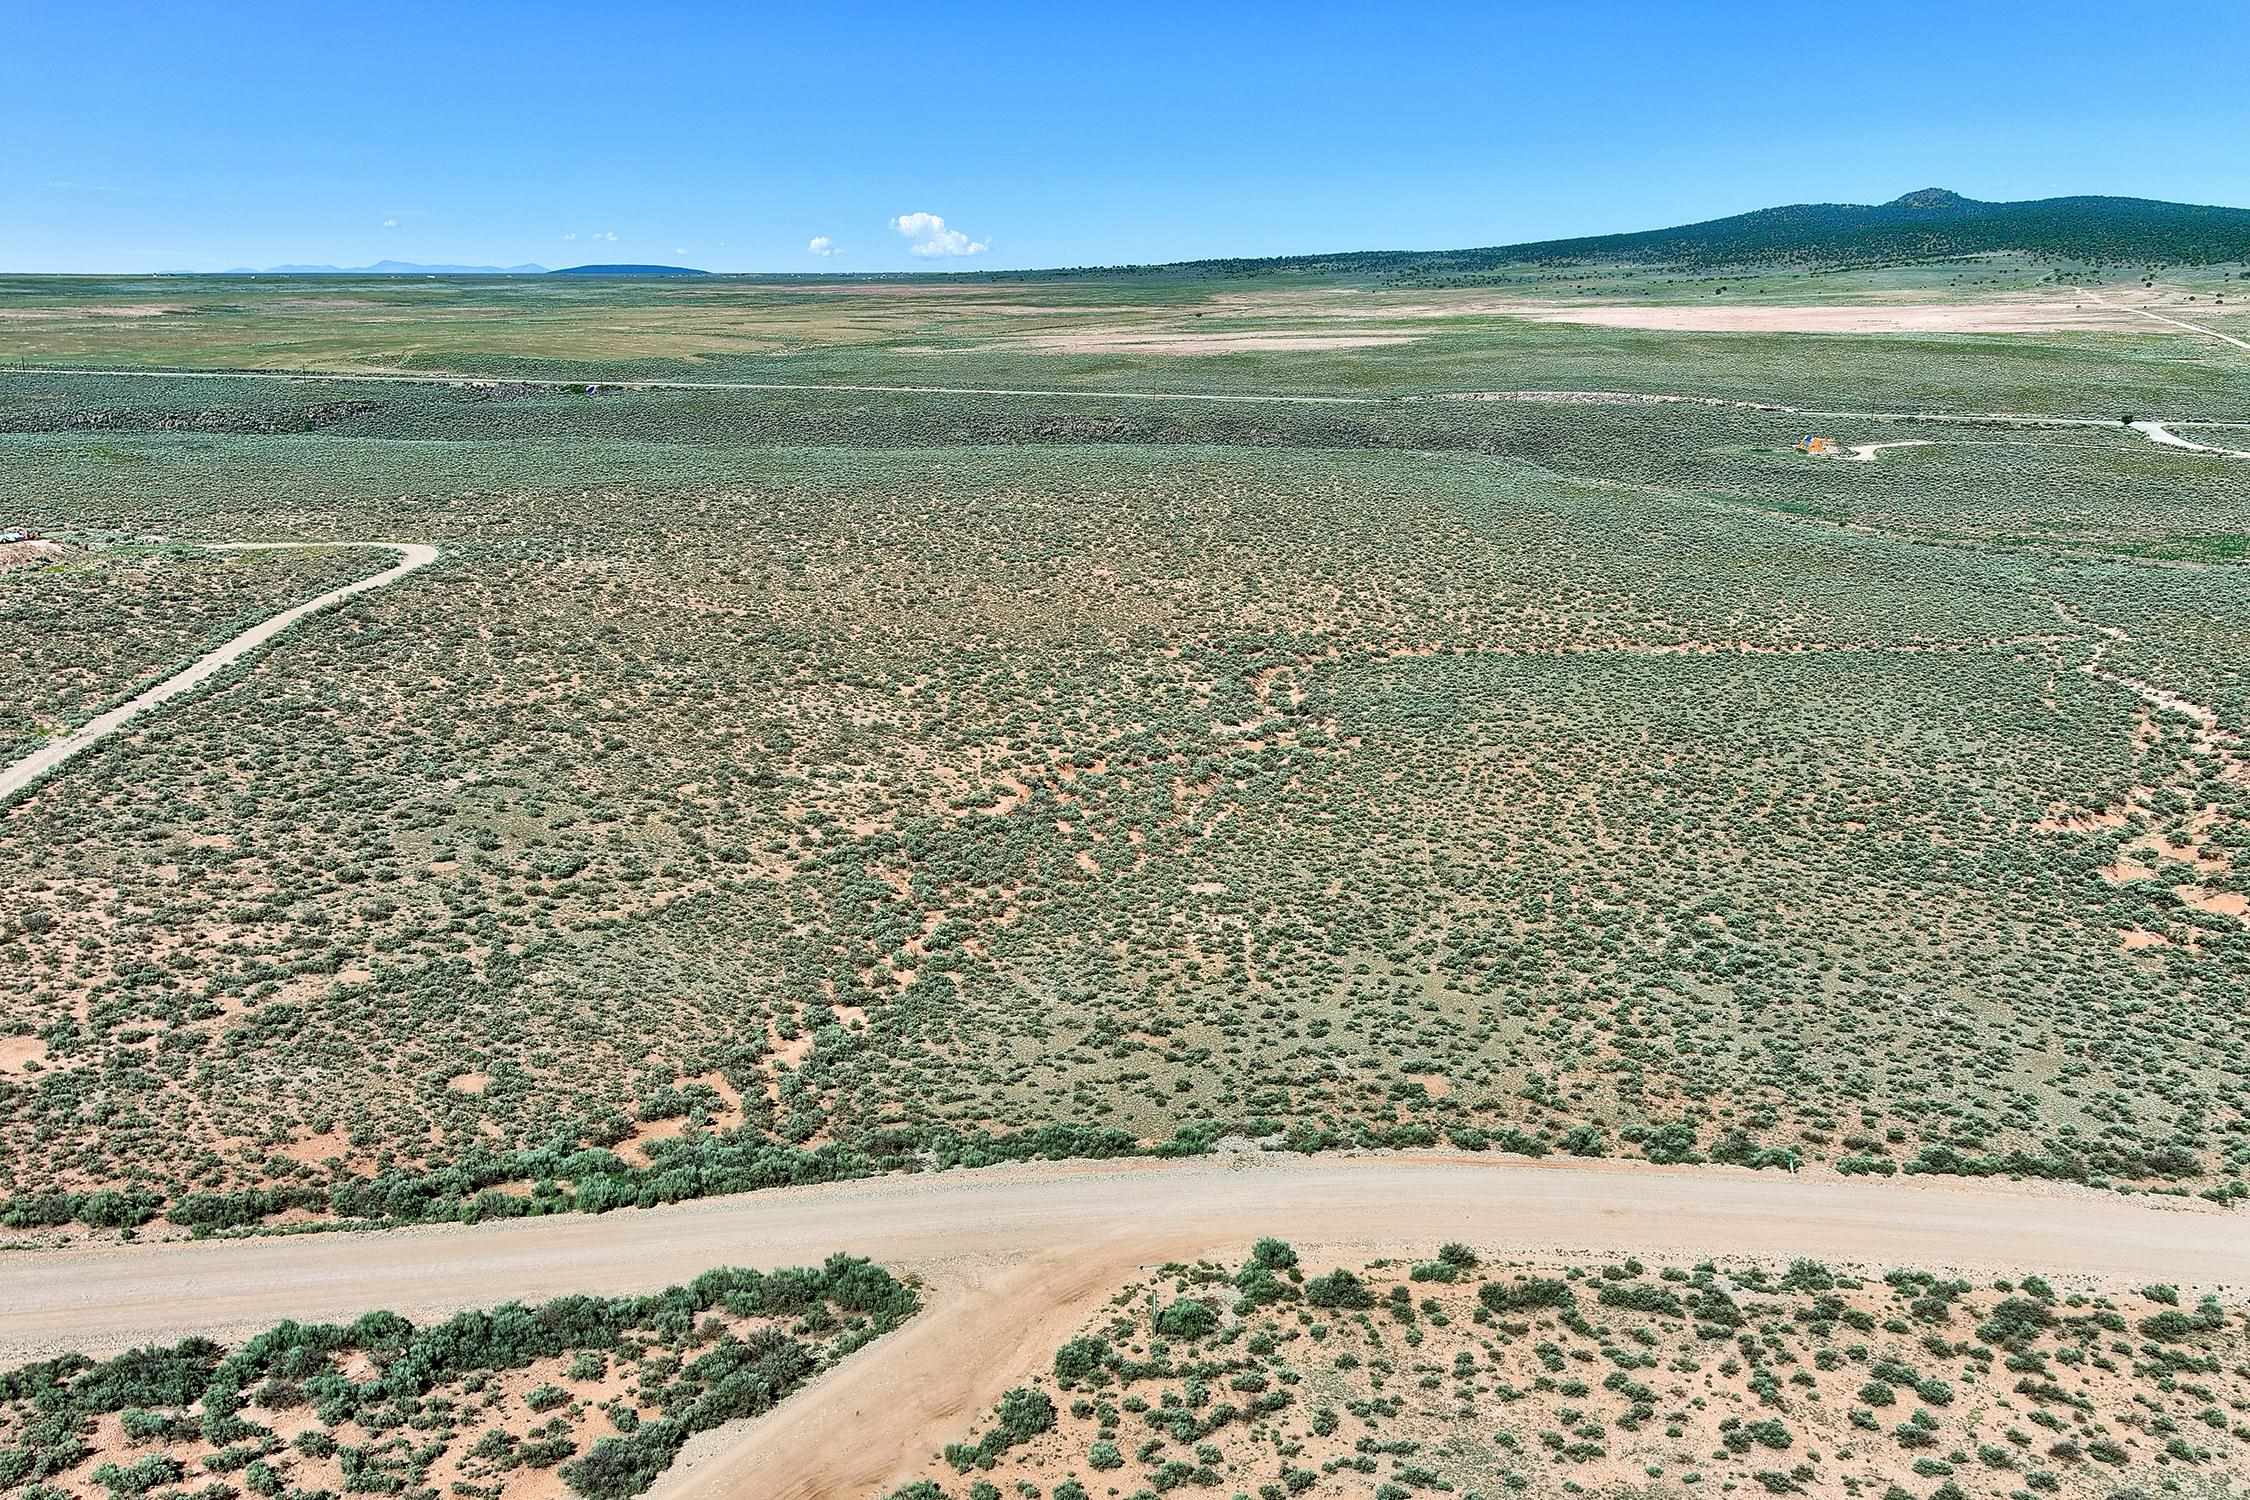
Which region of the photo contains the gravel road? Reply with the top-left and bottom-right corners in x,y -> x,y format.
5,1152 -> 2242,1500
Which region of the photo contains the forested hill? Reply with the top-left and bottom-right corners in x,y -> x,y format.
1488,189 -> 2250,268
1040,190 -> 2250,281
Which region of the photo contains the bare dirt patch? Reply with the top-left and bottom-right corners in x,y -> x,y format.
1487,296 -> 2148,335
1018,329 -> 1424,356
0,303 -> 188,321
617,1113 -> 688,1167
0,1035 -> 50,1074
2175,884 -> 2250,921
279,1127 -> 352,1165
0,539 -> 69,575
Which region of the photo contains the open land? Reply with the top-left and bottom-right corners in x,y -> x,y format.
881,1237 -> 2250,1500
2,245 -> 2249,1497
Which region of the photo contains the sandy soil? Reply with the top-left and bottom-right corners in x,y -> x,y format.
0,1035 -> 49,1073
0,538 -> 68,574
1496,298 -> 2138,334
2175,884 -> 2250,920
985,288 -> 2217,352
6,1154 -> 2244,1499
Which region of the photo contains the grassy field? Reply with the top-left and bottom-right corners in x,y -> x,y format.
2,259 -> 2245,413
0,271 -> 2247,1234
891,1241 -> 2250,1500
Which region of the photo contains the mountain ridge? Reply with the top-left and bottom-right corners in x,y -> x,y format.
1044,189 -> 2250,281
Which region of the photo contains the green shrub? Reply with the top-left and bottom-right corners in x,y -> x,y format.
1480,1279 -> 1575,1315
1155,1299 -> 1219,1340
1305,1270 -> 1376,1310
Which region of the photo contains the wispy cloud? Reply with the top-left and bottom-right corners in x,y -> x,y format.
807,235 -> 839,257
381,216 -> 399,229
890,212 -> 987,258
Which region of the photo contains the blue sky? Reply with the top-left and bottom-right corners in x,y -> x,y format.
6,0 -> 2247,274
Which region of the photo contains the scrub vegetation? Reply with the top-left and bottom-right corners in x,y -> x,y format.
0,543 -> 379,764
0,1255 -> 916,1500
885,1240 -> 2250,1500
0,270 -> 2247,1236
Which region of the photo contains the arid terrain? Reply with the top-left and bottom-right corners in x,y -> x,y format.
3,241 -> 2248,1499
0,1254 -> 919,1500
884,1241 -> 2250,1500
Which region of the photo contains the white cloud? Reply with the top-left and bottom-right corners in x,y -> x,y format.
807,235 -> 838,257
890,211 -> 987,258
562,232 -> 577,241
381,216 -> 398,229
598,230 -> 618,242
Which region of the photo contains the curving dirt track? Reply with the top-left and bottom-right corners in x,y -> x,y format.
0,541 -> 437,803
4,1153 -> 2244,1500
2131,418 -> 2250,458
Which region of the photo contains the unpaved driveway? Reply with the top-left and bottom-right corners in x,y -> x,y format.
4,1153 -> 2243,1500
0,541 -> 436,803
1842,439 -> 1935,462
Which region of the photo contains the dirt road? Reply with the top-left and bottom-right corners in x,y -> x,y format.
5,1153 -> 2243,1499
0,541 -> 436,803
7,367 -> 2249,436
2131,418 -> 2250,458
2077,285 -> 2250,353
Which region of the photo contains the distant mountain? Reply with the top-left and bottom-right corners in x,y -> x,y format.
218,261 -> 550,275
1067,191 -> 2250,282
202,259 -> 709,277
548,263 -> 710,278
